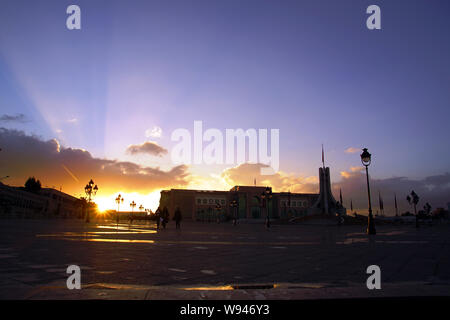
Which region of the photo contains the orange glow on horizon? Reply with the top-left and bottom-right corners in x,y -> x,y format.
94,190 -> 162,212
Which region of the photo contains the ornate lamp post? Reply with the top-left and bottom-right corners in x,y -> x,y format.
360,148 -> 376,235
261,187 -> 272,228
230,199 -> 238,226
115,194 -> 124,224
84,179 -> 98,223
130,201 -> 136,223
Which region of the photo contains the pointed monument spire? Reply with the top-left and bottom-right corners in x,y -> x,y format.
321,144 -> 325,168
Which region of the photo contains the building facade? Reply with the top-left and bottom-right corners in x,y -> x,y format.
0,182 -> 82,218
159,166 -> 346,221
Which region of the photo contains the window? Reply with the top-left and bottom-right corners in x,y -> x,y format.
215,199 -> 219,204
197,199 -> 201,204
209,199 -> 214,204
203,199 -> 207,204
221,200 -> 225,205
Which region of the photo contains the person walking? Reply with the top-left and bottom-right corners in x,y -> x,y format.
174,207 -> 182,229
162,206 -> 169,229
155,208 -> 161,230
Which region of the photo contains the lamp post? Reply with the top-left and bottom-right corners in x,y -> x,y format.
84,179 -> 98,223
360,148 -> 376,235
115,194 -> 124,224
230,199 -> 238,226
261,186 -> 272,228
130,201 -> 136,223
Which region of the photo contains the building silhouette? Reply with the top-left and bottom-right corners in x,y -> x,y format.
0,182 -> 82,218
159,166 -> 345,221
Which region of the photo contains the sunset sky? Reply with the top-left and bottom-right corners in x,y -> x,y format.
0,0 -> 449,213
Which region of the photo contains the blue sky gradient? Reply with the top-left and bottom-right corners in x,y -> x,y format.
1,0 -> 449,197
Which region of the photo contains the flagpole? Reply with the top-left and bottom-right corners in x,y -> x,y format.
394,193 -> 398,217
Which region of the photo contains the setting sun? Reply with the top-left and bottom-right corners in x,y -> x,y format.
94,191 -> 162,213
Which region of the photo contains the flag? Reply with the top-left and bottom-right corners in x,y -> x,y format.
339,189 -> 343,205
254,178 -> 256,187
394,193 -> 398,216
378,191 -> 384,212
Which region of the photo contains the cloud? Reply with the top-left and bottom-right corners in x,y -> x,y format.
0,113 -> 28,123
340,166 -> 364,178
0,128 -> 189,196
345,147 -> 360,154
221,163 -> 450,215
67,118 -> 78,124
126,141 -> 168,156
334,167 -> 450,214
145,126 -> 162,138
221,163 -> 319,193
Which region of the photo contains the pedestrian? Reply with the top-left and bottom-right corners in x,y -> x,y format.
162,206 -> 169,229
174,207 -> 182,229
155,208 -> 161,229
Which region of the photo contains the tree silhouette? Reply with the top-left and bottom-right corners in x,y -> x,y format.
406,190 -> 420,215
24,177 -> 41,193
423,202 -> 432,216
407,190 -> 420,228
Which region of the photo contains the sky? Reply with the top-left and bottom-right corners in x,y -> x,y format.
0,0 -> 449,214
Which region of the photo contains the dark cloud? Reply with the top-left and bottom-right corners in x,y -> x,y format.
222,163 -> 450,215
333,168 -> 450,214
126,141 -> 168,156
0,113 -> 28,123
0,128 -> 189,196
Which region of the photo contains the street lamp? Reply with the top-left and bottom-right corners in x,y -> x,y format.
360,148 -> 376,235
230,199 -> 238,226
84,179 -> 98,223
261,186 -> 272,228
130,201 -> 136,223
115,194 -> 124,224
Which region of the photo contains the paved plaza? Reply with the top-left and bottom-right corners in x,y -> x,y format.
0,219 -> 449,299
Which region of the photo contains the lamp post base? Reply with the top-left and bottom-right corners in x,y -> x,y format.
367,215 -> 376,235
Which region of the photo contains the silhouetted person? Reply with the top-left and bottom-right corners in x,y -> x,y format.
155,208 -> 161,229
162,206 -> 169,229
174,207 -> 182,229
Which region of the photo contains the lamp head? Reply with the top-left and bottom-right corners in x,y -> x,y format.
360,148 -> 372,167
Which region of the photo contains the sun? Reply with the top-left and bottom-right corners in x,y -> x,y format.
93,191 -> 162,213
